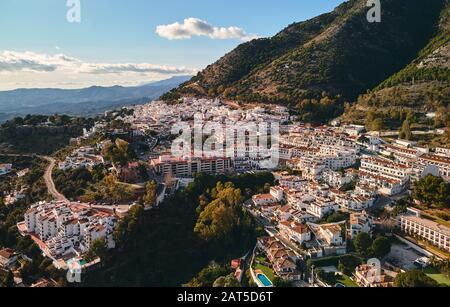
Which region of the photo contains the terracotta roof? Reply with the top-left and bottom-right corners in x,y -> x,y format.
0,248 -> 16,259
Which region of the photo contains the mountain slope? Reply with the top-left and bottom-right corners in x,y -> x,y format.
343,1 -> 450,130
0,76 -> 191,121
165,0 -> 447,105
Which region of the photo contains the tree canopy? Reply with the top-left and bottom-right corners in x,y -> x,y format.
413,175 -> 450,209
394,270 -> 440,287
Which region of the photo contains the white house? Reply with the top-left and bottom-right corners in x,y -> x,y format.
0,248 -> 18,268
279,221 -> 312,245
348,212 -> 374,240
0,164 -> 12,176
252,193 -> 279,206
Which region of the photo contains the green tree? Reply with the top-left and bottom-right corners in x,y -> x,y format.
394,270 -> 439,287
354,233 -> 373,258
399,119 -> 412,140
194,200 -> 236,242
273,277 -> 293,287
413,175 -> 450,209
338,255 -> 362,275
85,238 -> 108,262
188,263 -> 229,287
143,181 -> 157,207
372,237 -> 391,258
213,273 -> 241,287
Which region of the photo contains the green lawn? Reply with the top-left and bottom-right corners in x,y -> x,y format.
254,264 -> 275,281
256,256 -> 269,263
336,274 -> 359,288
319,270 -> 359,288
424,268 -> 450,286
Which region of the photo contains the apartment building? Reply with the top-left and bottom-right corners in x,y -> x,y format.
21,201 -> 117,260
278,175 -> 306,190
322,170 -> 353,188
400,214 -> 450,252
150,155 -> 233,178
418,154 -> 450,179
436,146 -> 450,157
380,144 -> 422,164
252,193 -> 279,206
359,156 -> 410,196
306,196 -> 339,219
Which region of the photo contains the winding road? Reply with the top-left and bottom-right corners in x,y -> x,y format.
40,156 -> 68,202
0,153 -> 67,202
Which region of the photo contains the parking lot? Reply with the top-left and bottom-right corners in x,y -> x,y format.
384,242 -> 425,270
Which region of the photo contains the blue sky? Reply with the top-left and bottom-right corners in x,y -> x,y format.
0,0 -> 345,90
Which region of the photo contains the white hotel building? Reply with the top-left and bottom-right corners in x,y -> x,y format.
400,214 -> 450,253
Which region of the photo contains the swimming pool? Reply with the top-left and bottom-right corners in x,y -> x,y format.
257,273 -> 273,287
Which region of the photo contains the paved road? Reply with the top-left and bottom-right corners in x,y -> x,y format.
40,156 -> 67,202
0,153 -> 67,202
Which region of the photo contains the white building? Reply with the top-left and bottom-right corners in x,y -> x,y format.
270,186 -> 285,202
418,154 -> 450,180
252,193 -> 279,206
151,155 -> 233,178
322,170 -> 353,188
348,212 -> 374,240
279,221 -> 312,245
436,146 -> 450,158
306,197 -> 339,219
0,164 -> 12,176
21,201 -> 117,260
359,156 -> 410,196
399,212 -> 450,252
278,175 -> 305,190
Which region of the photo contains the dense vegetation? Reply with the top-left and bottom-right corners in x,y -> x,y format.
343,1 -> 450,127
82,172 -> 274,286
413,175 -> 450,209
101,138 -> 136,167
53,166 -> 106,201
0,115 -> 95,154
394,270 -> 441,287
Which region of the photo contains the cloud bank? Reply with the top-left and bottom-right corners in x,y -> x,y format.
156,18 -> 258,41
0,51 -> 196,75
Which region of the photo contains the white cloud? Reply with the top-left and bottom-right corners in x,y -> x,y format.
0,50 -> 196,75
0,50 -> 197,90
79,63 -> 194,75
156,18 -> 258,42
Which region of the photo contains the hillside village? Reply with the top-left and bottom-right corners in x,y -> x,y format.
0,0 -> 449,289
2,97 -> 448,287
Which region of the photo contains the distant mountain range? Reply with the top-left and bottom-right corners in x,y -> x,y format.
165,0 -> 449,112
0,75 -> 191,122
